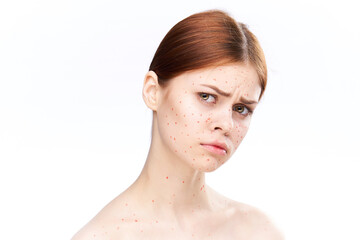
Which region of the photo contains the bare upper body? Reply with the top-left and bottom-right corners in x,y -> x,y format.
72,59 -> 283,239
72,182 -> 283,240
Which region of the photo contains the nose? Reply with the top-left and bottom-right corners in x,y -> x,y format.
211,107 -> 234,136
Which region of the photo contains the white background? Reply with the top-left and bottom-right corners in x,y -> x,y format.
0,0 -> 359,239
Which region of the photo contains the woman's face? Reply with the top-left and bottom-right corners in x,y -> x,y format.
156,63 -> 261,172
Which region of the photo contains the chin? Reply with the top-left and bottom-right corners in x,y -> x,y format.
191,159 -> 226,172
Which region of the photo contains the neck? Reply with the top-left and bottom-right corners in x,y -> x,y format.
128,130 -> 212,218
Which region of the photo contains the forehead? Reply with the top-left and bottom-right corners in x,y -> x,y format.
164,63 -> 260,93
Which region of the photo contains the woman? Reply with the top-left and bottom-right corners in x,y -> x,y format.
73,9 -> 283,239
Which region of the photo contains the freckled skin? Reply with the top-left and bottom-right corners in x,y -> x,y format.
71,63 -> 283,240
156,64 -> 261,172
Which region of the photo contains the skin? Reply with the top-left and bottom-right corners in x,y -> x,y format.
72,63 -> 283,240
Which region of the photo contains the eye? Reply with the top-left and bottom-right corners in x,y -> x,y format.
233,105 -> 251,116
199,93 -> 216,103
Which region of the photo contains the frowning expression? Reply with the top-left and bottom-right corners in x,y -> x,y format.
156,63 -> 261,172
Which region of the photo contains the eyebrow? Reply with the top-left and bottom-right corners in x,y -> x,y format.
200,84 -> 258,104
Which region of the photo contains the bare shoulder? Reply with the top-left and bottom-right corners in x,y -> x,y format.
71,214 -> 124,240
71,196 -> 129,240
230,201 -> 284,240
208,187 -> 283,239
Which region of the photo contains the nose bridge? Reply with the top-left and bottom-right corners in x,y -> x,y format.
212,105 -> 234,133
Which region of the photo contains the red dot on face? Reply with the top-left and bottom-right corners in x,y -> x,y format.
190,146 -> 192,148
182,181 -> 184,183
167,122 -> 169,125
179,101 -> 182,103
166,176 -> 168,179
206,158 -> 210,161
135,219 -> 138,222
152,199 -> 154,203
171,107 -> 174,111
197,121 -> 199,123
175,122 -> 177,124
185,124 -> 187,127
174,137 -> 176,141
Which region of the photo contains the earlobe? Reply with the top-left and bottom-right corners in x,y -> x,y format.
142,71 -> 160,111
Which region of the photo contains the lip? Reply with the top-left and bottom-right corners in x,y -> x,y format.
200,142 -> 228,156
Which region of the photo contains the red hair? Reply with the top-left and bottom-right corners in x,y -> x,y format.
149,10 -> 267,99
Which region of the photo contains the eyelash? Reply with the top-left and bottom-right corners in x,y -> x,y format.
198,92 -> 253,116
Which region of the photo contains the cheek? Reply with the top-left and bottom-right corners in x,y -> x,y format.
233,122 -> 249,148
159,98 -> 200,150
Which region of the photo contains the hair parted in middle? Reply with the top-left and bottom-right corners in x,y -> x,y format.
149,9 -> 267,100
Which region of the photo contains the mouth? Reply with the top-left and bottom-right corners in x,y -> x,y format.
200,143 -> 228,156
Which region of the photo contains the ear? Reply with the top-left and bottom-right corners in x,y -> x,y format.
142,71 -> 161,111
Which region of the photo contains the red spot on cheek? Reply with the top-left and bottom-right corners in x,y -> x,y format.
166,176 -> 168,179
171,107 -> 174,111
152,199 -> 155,203
175,122 -> 177,124
182,181 -> 185,183
135,219 -> 138,222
